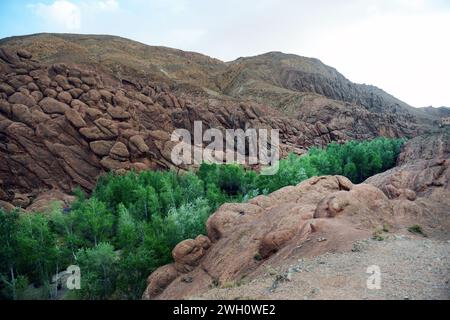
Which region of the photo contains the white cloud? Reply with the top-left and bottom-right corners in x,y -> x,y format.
396,0 -> 426,9
94,0 -> 119,11
31,0 -> 81,30
29,0 -> 120,31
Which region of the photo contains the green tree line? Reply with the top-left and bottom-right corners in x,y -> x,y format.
0,137 -> 405,299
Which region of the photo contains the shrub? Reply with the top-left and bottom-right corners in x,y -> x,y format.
166,198 -> 211,242
408,225 -> 427,237
75,243 -> 118,299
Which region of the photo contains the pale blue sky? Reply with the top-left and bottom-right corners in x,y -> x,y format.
1,0 -> 450,108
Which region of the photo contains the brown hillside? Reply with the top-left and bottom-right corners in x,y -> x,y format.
0,34 -> 448,211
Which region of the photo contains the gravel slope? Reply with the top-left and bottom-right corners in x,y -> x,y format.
194,235 -> 450,300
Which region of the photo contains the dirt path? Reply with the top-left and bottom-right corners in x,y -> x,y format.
194,235 -> 450,300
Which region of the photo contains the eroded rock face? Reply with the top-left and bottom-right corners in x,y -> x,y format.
142,235 -> 212,300
143,134 -> 450,300
26,190 -> 76,213
366,132 -> 450,235
368,132 -> 450,194
142,176 -> 390,299
0,49 -> 169,210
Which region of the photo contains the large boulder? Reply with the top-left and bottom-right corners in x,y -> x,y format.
65,109 -> 86,128
142,264 -> 179,300
173,235 -> 211,273
16,49 -> 32,59
129,135 -> 149,154
26,190 -> 76,213
39,97 -> 69,114
109,141 -> 129,161
11,104 -> 33,126
57,91 -> 73,104
89,140 -> 115,156
8,92 -> 36,107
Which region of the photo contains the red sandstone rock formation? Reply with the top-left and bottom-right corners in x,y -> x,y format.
1,46 -> 424,212
142,134 -> 450,299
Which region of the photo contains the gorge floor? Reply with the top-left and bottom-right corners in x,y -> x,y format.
193,235 -> 450,300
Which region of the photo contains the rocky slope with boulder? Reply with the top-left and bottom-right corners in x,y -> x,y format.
142,132 -> 450,299
2,34 -> 448,125
193,237 -> 449,300
0,46 -> 369,211
1,35 -> 443,212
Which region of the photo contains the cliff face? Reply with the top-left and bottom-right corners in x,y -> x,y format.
142,133 -> 450,300
0,34 -> 447,211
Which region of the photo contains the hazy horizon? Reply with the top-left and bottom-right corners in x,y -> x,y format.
1,0 -> 449,108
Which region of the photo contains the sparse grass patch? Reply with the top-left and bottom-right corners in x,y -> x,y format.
408,224 -> 427,237
254,253 -> 263,261
372,234 -> 384,241
211,279 -> 220,288
372,229 -> 385,241
221,278 -> 246,289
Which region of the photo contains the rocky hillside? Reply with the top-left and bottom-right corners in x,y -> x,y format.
1,34 -> 448,121
0,46 -> 282,211
0,33 -> 227,98
142,132 -> 450,300
0,34 -> 448,211
194,237 -> 449,300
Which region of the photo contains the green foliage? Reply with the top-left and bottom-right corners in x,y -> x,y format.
117,204 -> 141,250
253,253 -> 262,261
166,198 -> 211,243
71,197 -> 114,247
256,153 -> 310,193
116,245 -> 156,299
1,275 -> 29,300
408,224 -> 427,237
0,209 -> 20,299
75,243 -> 118,300
372,229 -> 385,241
0,210 -> 19,273
198,163 -> 246,195
16,214 -> 59,287
1,137 -> 404,299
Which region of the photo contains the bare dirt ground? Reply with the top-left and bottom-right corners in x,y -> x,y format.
193,234 -> 450,300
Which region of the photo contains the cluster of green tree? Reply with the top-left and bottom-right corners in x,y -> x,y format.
256,137 -> 405,192
0,137 -> 404,300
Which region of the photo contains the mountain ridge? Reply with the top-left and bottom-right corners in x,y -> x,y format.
0,33 -> 448,212
1,33 -> 448,120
